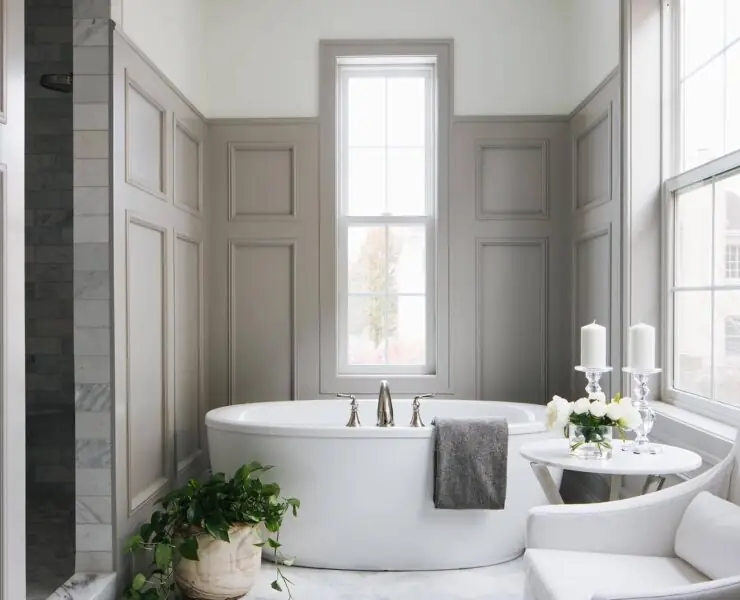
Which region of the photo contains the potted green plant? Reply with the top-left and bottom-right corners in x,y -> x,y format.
122,462 -> 300,600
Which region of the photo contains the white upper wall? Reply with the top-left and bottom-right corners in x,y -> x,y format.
112,0 -> 620,119
111,0 -> 209,114
203,0 -> 574,118
567,0 -> 621,109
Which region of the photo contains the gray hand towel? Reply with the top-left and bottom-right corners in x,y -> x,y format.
433,417 -> 508,510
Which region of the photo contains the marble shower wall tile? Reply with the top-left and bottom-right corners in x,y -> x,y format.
73,19 -> 109,46
75,383 -> 111,411
73,7 -> 114,570
76,468 -> 111,496
75,439 -> 111,468
76,496 -> 112,524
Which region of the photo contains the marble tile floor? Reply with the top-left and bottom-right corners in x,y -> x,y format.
248,558 -> 526,600
27,490 -> 76,600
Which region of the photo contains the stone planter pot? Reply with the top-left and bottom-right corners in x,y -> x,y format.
175,524 -> 261,600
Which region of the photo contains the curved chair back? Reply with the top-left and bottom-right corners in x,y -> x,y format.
729,430 -> 740,505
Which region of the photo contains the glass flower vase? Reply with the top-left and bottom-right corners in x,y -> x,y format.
569,424 -> 613,459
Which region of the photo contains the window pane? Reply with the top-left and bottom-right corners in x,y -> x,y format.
715,293 -> 740,405
675,183 -> 713,287
347,295 -> 388,365
348,226 -> 387,293
347,77 -> 386,147
681,0 -> 725,77
386,295 -> 426,365
682,56 -> 725,170
726,0 -> 740,45
387,148 -> 426,215
347,148 -> 385,215
674,291 -> 713,398
387,77 -> 426,147
726,43 -> 740,156
715,171 -> 740,283
389,226 -> 426,293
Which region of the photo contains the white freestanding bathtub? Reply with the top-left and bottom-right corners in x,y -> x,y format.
206,399 -> 560,571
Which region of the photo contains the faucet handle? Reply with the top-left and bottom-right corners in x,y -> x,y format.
410,394 -> 434,427
337,394 -> 361,428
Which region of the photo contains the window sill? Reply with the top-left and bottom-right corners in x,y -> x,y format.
651,400 -> 736,469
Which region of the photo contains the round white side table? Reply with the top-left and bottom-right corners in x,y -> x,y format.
520,438 -> 702,504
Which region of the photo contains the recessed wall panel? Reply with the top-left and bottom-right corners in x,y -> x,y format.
229,145 -> 295,219
126,79 -> 165,197
229,242 -> 295,402
174,122 -> 201,213
575,110 -> 611,210
478,142 -> 548,219
126,219 -> 166,509
574,229 -> 612,392
174,236 -> 201,470
478,240 -> 548,402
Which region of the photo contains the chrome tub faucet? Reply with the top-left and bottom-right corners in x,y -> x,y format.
377,380 -> 394,427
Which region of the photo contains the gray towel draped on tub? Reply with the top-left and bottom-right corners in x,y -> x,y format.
433,417 -> 508,510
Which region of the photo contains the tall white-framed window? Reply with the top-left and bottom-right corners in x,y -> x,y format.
663,0 -> 740,421
337,62 -> 436,376
319,40 -> 451,394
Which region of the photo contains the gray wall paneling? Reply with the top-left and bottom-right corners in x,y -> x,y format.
450,120 -> 571,403
207,121 -> 320,407
112,31 -> 207,581
569,71 -> 621,400
561,71 -> 622,504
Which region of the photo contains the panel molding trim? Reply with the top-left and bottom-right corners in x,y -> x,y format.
571,225 -> 614,391
474,237 -> 550,401
173,118 -> 203,217
125,212 -> 169,513
475,139 -> 550,220
124,70 -> 168,202
173,232 -> 204,474
0,1 -> 6,124
572,103 -> 613,214
227,142 -> 297,222
227,239 -> 297,404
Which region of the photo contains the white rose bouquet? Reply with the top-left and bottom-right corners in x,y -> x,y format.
545,393 -> 642,455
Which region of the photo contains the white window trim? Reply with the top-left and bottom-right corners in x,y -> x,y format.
662,150 -> 740,425
661,0 -> 740,425
318,39 -> 452,395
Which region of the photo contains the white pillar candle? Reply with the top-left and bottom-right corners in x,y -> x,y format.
628,323 -> 655,371
581,322 -> 607,367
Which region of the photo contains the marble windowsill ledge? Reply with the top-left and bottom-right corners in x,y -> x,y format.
48,573 -> 116,600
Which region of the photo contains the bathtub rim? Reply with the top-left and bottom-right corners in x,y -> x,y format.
205,399 -> 547,438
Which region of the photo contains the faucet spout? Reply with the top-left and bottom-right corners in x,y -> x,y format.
376,380 -> 394,427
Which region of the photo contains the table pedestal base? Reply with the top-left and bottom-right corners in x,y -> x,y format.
531,463 -> 666,504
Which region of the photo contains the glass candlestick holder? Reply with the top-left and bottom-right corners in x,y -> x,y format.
574,365 -> 613,399
622,367 -> 662,455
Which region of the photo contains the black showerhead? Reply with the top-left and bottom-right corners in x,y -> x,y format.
40,73 -> 73,93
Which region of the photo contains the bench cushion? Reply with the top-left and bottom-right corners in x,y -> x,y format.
675,491 -> 740,580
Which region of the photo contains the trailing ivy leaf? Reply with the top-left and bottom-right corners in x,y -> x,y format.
204,517 -> 230,542
179,537 -> 199,561
271,580 -> 282,592
186,500 -> 202,525
154,543 -> 172,572
266,538 -> 281,549
283,557 -> 295,566
125,534 -> 143,553
131,573 -> 147,591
